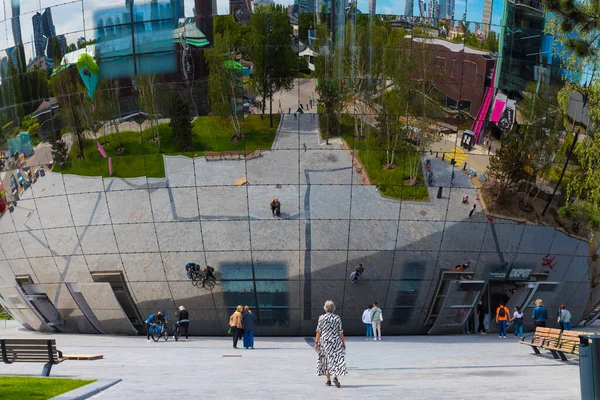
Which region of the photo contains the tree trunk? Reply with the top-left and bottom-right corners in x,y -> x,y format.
541,130 -> 579,216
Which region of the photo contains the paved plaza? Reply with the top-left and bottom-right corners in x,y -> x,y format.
0,320 -> 582,399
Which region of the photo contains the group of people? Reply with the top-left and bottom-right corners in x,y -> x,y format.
185,262 -> 216,283
361,302 -> 383,340
145,306 -> 190,341
494,299 -> 572,339
269,198 -> 281,217
229,305 -> 257,349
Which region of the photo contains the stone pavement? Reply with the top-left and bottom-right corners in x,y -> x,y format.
0,321 -> 581,399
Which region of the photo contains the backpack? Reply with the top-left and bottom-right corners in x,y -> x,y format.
499,307 -> 506,318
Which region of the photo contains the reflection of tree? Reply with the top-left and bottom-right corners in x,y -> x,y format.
167,93 -> 193,152
50,69 -> 92,160
136,74 -> 161,149
94,78 -> 123,152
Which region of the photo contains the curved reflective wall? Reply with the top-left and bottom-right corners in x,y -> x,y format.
0,0 -> 595,335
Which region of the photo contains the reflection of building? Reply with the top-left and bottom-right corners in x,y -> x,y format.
32,13 -> 45,58
42,8 -> 57,60
170,0 -> 184,21
438,0 -> 454,20
368,0 -> 375,14
11,0 -> 21,47
230,0 -> 252,23
496,0 -> 545,93
297,0 -> 315,14
404,0 -> 413,17
77,37 -> 86,48
482,0 -> 493,35
58,35 -> 67,57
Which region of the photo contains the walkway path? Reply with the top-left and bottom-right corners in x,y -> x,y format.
0,321 -> 581,399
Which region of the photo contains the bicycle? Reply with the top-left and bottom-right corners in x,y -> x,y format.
189,269 -> 202,287
173,320 -> 190,341
150,320 -> 169,342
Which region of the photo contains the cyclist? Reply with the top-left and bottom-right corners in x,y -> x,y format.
174,305 -> 190,340
202,265 -> 216,285
185,262 -> 201,279
145,311 -> 166,341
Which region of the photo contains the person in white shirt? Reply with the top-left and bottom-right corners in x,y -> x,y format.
509,306 -> 524,339
362,305 -> 373,340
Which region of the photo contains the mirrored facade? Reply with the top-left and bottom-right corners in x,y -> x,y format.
0,0 -> 596,336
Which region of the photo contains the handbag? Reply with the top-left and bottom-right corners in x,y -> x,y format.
228,326 -> 232,335
379,311 -> 383,322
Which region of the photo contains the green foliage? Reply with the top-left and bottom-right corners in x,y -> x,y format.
558,201 -> 600,239
543,0 -> 600,57
487,131 -> 529,198
49,132 -> 68,165
316,78 -> 349,135
247,9 -> 296,116
567,132 -> 600,207
298,12 -> 316,43
0,377 -> 94,400
297,57 -> 311,75
168,93 -> 193,152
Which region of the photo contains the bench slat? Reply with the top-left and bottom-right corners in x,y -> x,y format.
1,339 -> 56,345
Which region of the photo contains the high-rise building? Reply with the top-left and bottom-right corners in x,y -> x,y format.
482,0 -> 493,35
11,0 -> 22,48
126,0 -> 134,11
77,37 -> 86,48
296,0 -> 315,14
58,34 -> 67,58
404,0 -> 413,17
32,13 -> 45,58
427,0 -> 437,19
438,0 -> 454,20
369,0 -> 375,14
151,0 -> 160,32
171,0 -> 185,21
418,0 -> 426,17
41,7 -> 57,60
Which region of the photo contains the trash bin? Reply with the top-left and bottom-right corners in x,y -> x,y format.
579,334 -> 600,400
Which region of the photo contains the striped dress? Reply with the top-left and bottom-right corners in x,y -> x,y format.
316,312 -> 347,376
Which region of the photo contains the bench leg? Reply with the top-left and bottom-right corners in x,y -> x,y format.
557,352 -> 568,362
532,346 -> 541,355
41,362 -> 53,377
548,350 -> 560,360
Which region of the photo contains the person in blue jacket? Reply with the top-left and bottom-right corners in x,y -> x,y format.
532,299 -> 548,328
185,263 -> 201,279
146,311 -> 166,341
242,306 -> 257,349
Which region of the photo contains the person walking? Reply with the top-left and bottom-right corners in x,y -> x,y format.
559,305 -> 572,330
532,299 -> 548,328
362,305 -> 373,340
315,300 -> 347,388
477,303 -> 487,334
510,306 -> 524,339
370,302 -> 383,340
229,305 -> 243,349
176,305 -> 190,340
270,198 -> 277,217
242,305 -> 257,349
469,204 -> 476,218
495,301 -> 510,339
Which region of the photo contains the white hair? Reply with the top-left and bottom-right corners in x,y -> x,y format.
323,300 -> 336,313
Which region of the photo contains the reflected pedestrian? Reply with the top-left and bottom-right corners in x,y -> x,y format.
229,305 -> 243,349
315,300 -> 347,388
270,198 -> 277,216
362,305 -> 373,340
477,303 -> 487,334
242,305 -> 257,349
469,204 -> 476,218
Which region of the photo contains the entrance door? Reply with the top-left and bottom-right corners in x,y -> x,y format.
425,270 -> 486,334
20,284 -> 65,332
505,282 -> 560,329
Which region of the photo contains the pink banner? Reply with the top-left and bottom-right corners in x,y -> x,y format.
108,157 -> 113,176
96,141 -> 107,158
490,99 -> 506,123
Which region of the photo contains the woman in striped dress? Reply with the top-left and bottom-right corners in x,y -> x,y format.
315,300 -> 347,388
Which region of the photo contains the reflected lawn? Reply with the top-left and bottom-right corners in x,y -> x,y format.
0,377 -> 95,400
55,115 -> 280,178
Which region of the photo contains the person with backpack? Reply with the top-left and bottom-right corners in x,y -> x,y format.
495,302 -> 510,339
370,302 -> 383,341
559,305 -> 572,330
510,306 -> 524,339
532,299 -> 548,328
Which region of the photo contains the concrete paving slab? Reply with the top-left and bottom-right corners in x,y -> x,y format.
0,320 -> 582,400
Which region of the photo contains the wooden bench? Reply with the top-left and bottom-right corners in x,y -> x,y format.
1,339 -> 65,376
205,152 -> 221,161
245,149 -> 262,160
543,330 -> 594,361
520,327 -> 560,355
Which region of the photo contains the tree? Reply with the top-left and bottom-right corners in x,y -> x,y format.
298,12 -> 316,43
375,90 -> 408,169
486,130 -> 529,201
206,18 -> 244,140
136,74 -> 161,149
316,78 -> 349,135
297,56 -> 311,75
49,131 -> 68,165
168,93 -> 193,152
67,43 -> 77,53
248,6 -> 296,126
50,70 -> 91,159
95,78 -> 124,151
